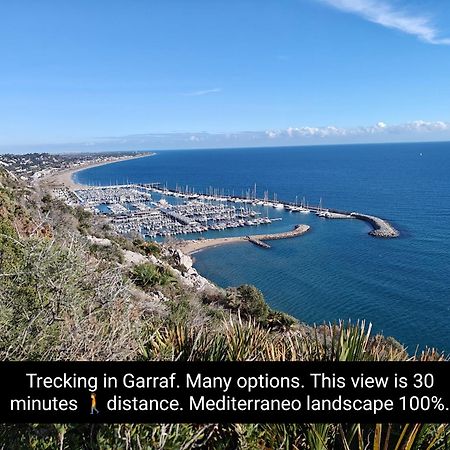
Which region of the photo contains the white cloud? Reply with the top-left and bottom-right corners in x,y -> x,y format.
277,125 -> 349,138
91,120 -> 450,150
183,88 -> 222,96
265,120 -> 450,139
266,130 -> 280,139
321,0 -> 450,45
401,120 -> 450,132
4,120 -> 450,153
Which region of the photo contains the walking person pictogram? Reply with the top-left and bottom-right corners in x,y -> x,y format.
90,392 -> 99,415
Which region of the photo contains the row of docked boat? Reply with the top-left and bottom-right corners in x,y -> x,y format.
284,205 -> 312,213
104,193 -> 278,239
150,185 -> 319,212
74,185 -> 152,206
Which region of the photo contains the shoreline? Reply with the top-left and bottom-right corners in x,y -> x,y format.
40,152 -> 155,190
177,224 -> 311,255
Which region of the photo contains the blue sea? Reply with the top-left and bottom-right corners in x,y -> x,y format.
75,142 -> 450,352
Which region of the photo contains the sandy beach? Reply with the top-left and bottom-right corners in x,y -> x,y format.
177,224 -> 311,255
40,153 -> 155,190
179,236 -> 249,254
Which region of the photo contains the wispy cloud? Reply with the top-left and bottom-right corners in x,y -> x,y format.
183,87 -> 222,96
321,0 -> 450,45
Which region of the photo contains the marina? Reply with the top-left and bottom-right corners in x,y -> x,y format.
54,182 -> 399,240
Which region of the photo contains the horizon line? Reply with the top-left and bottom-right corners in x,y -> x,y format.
1,138 -> 450,155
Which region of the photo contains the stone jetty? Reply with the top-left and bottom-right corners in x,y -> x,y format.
248,224 -> 311,241
180,224 -> 311,254
247,237 -> 271,248
246,224 -> 310,248
306,205 -> 399,238
349,213 -> 399,238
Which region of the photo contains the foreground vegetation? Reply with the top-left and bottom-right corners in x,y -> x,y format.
0,168 -> 448,449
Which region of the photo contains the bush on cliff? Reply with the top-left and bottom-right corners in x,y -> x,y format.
223,284 -> 269,322
131,262 -> 177,289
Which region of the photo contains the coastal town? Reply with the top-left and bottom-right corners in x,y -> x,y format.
0,151 -> 151,182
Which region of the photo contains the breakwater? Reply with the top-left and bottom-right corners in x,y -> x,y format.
180,224 -> 311,254
249,224 -> 311,242
289,204 -> 399,238
349,213 -> 400,238
247,238 -> 271,249
154,182 -> 400,238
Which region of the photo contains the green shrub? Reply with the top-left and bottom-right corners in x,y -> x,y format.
266,310 -> 297,330
73,206 -> 92,233
89,242 -> 124,264
131,263 -> 176,289
236,284 -> 269,320
132,238 -> 161,256
224,284 -> 270,322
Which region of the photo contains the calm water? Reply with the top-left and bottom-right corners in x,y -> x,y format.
75,143 -> 450,352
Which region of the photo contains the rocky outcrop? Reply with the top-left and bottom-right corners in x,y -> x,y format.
171,264 -> 219,292
161,246 -> 218,293
170,248 -> 193,270
87,235 -> 112,246
123,249 -> 149,266
125,245 -> 219,295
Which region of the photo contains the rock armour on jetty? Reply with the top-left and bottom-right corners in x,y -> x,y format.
179,224 -> 310,254
246,224 -> 310,248
350,213 -> 399,238
248,224 -> 310,241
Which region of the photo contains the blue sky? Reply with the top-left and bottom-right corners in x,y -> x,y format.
1,0 -> 450,152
